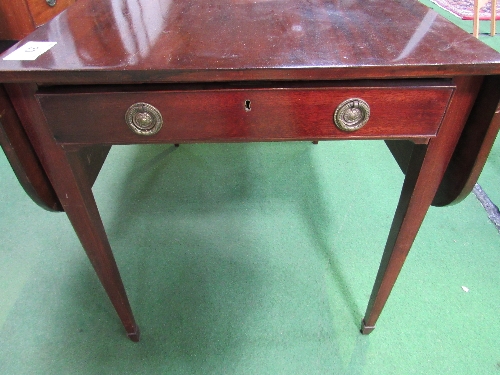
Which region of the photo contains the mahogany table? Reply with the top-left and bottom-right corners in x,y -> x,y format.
1,0 -> 500,342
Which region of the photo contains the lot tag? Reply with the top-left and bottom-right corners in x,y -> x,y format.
3,42 -> 57,61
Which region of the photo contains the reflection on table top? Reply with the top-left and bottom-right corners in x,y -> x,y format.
1,0 -> 500,84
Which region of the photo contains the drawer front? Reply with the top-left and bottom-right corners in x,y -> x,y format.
37,83 -> 454,145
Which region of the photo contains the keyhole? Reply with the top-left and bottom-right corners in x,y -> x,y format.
244,100 -> 251,111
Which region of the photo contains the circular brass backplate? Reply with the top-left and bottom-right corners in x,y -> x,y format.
125,102 -> 163,136
333,98 -> 370,132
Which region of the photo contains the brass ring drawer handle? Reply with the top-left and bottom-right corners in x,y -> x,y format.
125,102 -> 163,136
334,98 -> 370,132
46,0 -> 57,6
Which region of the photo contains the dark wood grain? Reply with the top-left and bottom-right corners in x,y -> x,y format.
433,76 -> 500,206
0,0 -> 75,40
74,145 -> 112,188
1,0 -> 500,84
6,82 -> 139,341
26,0 -> 76,28
0,84 -> 62,211
37,81 -> 453,145
0,0 -> 34,40
0,82 -> 108,210
362,75 -> 483,333
386,77 -> 500,207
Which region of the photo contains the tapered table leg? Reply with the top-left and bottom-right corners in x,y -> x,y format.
361,76 -> 483,334
5,83 -> 140,341
62,149 -> 140,341
362,145 -> 427,334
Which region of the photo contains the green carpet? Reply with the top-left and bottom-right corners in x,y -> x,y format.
1,141 -> 500,374
1,2 -> 500,374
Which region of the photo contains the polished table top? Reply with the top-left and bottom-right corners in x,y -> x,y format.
1,0 -> 500,84
1,0 -> 500,341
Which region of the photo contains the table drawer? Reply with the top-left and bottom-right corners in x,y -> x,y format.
37,82 -> 454,145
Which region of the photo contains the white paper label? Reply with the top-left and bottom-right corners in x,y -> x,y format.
3,42 -> 57,61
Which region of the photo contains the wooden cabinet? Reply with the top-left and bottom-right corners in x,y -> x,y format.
0,0 -> 75,40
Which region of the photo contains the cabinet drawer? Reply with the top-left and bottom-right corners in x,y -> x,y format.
37,82 -> 454,145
